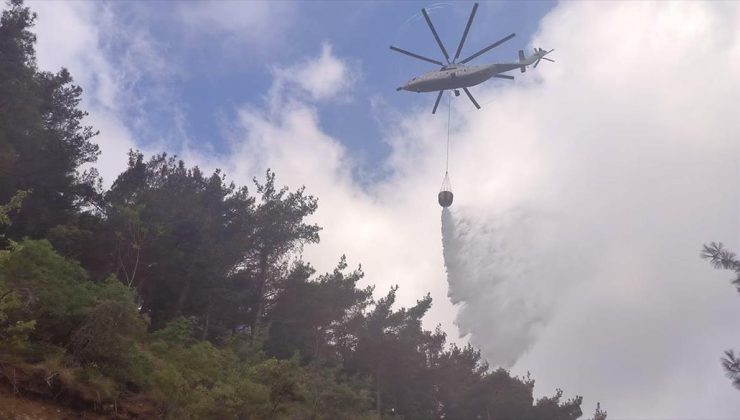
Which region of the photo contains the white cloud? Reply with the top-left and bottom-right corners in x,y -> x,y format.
176,1 -> 296,54
265,42 -> 357,110
30,1 -> 135,185
277,43 -> 355,102
31,1 -> 162,186
31,1 -> 186,186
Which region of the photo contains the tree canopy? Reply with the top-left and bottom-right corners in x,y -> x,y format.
0,0 -> 99,241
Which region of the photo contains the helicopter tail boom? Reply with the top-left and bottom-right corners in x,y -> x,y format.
518,50 -> 526,73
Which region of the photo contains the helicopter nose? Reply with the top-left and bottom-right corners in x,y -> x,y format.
398,82 -> 413,92
403,79 -> 420,92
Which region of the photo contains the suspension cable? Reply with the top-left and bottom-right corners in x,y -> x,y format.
446,90 -> 451,173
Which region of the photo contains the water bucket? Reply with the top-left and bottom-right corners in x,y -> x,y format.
438,190 -> 453,207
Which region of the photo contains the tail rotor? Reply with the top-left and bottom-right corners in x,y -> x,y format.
532,47 -> 555,68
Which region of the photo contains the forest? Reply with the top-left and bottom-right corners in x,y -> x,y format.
0,1 -> 601,418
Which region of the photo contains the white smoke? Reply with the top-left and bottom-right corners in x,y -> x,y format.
441,206 -> 551,367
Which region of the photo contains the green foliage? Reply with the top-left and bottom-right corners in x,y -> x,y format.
702,242 -> 740,293
147,318 -> 329,419
251,357 -> 305,416
339,286 -> 441,419
532,388 -> 583,420
0,189 -> 28,228
0,239 -> 150,385
0,292 -> 36,349
70,276 -> 148,384
1,0 -> 100,239
150,316 -> 196,348
76,362 -> 120,401
147,317 -> 264,418
0,239 -> 96,345
266,257 -> 373,363
721,350 -> 740,390
301,366 -> 373,419
0,192 -> 35,348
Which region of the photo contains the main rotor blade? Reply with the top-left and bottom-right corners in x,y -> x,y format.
390,46 -> 444,66
493,74 -> 514,80
459,33 -> 516,64
454,2 -> 478,62
422,8 -> 450,63
462,87 -> 480,109
432,90 -> 444,114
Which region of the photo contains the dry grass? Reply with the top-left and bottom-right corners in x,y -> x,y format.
0,356 -> 159,419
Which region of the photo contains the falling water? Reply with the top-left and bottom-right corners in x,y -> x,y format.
441,206 -> 547,367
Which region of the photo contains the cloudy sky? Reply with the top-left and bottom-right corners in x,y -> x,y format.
22,0 -> 740,417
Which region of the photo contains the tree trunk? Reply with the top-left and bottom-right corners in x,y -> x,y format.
251,251 -> 269,341
309,360 -> 320,420
376,367 -> 381,416
201,295 -> 213,340
313,327 -> 323,361
175,277 -> 191,317
128,242 -> 141,287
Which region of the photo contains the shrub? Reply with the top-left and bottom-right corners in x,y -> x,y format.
0,240 -> 96,345
70,277 -> 149,386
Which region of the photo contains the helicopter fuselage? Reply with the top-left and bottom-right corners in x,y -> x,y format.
398,62 -> 521,93
390,2 -> 554,112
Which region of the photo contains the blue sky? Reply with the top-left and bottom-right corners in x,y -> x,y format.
101,1 -> 555,177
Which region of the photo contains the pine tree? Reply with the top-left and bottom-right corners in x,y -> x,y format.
0,0 -> 100,239
702,242 -> 740,389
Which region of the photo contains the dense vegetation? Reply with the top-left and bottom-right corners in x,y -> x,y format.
0,1 -> 596,418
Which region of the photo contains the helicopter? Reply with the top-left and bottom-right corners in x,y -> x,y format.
391,3 -> 554,114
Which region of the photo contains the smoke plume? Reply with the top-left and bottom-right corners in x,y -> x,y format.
441,206 -> 550,367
